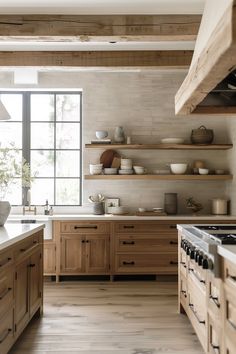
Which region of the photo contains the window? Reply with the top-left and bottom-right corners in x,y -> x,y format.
0,91 -> 82,206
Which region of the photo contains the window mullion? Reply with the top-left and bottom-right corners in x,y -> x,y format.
22,92 -> 31,205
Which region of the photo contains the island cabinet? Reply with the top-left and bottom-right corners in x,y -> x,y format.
54,221 -> 110,281
0,228 -> 43,354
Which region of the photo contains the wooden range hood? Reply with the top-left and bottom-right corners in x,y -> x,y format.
175,0 -> 236,116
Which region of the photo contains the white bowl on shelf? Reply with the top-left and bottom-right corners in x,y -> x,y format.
199,168 -> 209,175
170,163 -> 188,175
89,163 -> 103,175
95,130 -> 108,139
104,168 -> 118,175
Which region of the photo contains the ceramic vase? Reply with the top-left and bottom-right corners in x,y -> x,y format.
0,201 -> 11,226
114,126 -> 125,143
164,193 -> 178,215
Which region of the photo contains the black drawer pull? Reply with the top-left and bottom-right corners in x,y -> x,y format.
123,225 -> 134,229
169,225 -> 176,229
28,263 -> 36,268
81,240 -> 85,243
123,261 -> 135,265
209,295 -> 220,308
86,240 -> 90,243
189,268 -> 205,284
181,290 -> 187,298
189,304 -> 205,324
122,241 -> 135,245
0,287 -> 12,300
210,343 -> 220,353
74,225 -> 97,229
169,241 -> 178,245
0,257 -> 12,267
0,329 -> 12,344
170,261 -> 178,265
228,274 -> 236,282
180,261 -> 187,268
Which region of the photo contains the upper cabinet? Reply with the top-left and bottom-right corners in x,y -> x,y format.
175,0 -> 236,115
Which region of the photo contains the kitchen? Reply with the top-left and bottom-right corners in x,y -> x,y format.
0,0 -> 236,353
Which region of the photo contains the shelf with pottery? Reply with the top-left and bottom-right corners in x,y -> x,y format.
85,143 -> 233,150
85,174 -> 233,181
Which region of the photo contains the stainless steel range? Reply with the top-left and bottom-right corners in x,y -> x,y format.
178,224 -> 236,277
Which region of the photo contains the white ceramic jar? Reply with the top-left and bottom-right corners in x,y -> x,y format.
212,198 -> 229,215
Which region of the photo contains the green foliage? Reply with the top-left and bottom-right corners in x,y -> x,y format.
0,143 -> 35,199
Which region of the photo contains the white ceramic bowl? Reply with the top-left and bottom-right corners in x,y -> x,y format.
109,206 -> 127,215
119,169 -> 133,175
89,164 -> 103,175
95,130 -> 108,139
104,168 -> 118,175
170,163 -> 188,175
199,168 -> 209,175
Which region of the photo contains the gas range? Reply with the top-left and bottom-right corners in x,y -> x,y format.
179,224 -> 236,277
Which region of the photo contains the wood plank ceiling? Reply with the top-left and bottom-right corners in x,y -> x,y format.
0,15 -> 201,67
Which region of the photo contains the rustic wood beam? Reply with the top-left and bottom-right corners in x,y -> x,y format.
0,15 -> 201,42
0,50 -> 192,67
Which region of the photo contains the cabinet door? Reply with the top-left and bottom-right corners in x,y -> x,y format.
86,235 -> 109,274
29,249 -> 42,316
44,243 -> 56,275
15,258 -> 29,335
60,234 -> 85,274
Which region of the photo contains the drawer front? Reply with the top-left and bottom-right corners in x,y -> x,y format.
116,234 -> 178,252
223,258 -> 236,292
224,284 -> 236,346
180,276 -> 188,306
115,253 -> 178,274
14,235 -> 40,260
208,315 -> 222,354
179,248 -> 187,277
0,250 -> 13,273
208,274 -> 222,318
114,222 -> 177,234
60,222 -> 110,234
0,268 -> 14,317
0,308 -> 14,354
188,259 -> 207,293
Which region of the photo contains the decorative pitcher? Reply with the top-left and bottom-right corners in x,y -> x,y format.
114,126 -> 125,143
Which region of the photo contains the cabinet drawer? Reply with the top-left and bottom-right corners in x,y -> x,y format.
0,268 -> 14,317
115,253 -> 178,274
0,250 -> 13,273
60,222 -> 110,234
188,259 -> 207,293
208,273 -> 222,319
223,258 -> 236,292
208,315 -> 222,354
114,222 -> 177,234
14,235 -> 40,260
180,275 -> 188,307
224,284 -> 236,346
179,248 -> 187,277
0,308 -> 14,354
116,234 -> 178,252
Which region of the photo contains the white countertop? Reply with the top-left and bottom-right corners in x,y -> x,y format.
0,223 -> 45,251
218,245 -> 236,265
8,214 -> 236,221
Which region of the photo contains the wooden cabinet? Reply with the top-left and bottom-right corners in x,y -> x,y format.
44,242 -> 56,275
55,221 -> 110,279
0,229 -> 43,354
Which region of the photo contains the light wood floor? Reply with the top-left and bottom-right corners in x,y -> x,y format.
10,281 -> 204,354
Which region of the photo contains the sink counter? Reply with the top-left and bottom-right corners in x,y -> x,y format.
0,223 -> 45,251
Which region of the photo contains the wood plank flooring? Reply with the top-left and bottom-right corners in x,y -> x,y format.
10,281 -> 204,354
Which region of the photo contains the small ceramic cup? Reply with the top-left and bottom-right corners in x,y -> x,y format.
133,166 -> 147,174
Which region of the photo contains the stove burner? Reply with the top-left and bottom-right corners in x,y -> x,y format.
195,225 -> 236,231
210,233 -> 236,244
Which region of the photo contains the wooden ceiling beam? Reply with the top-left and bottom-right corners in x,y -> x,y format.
0,50 -> 192,67
0,15 -> 201,42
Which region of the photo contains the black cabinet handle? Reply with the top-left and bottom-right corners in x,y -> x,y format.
123,225 -> 134,229
86,240 -> 89,243
181,290 -> 187,298
210,343 -> 220,353
81,240 -> 85,243
170,261 -> 178,265
180,261 -> 187,268
189,304 -> 205,324
169,241 -> 178,245
0,329 -> 12,344
123,261 -> 135,265
0,257 -> 12,268
188,268 -> 205,284
169,225 -> 176,229
74,225 -> 97,229
209,295 -> 220,308
28,263 -> 36,268
0,287 -> 12,300
122,241 -> 135,245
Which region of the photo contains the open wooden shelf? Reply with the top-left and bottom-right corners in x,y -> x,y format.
85,143 -> 233,150
85,174 -> 233,181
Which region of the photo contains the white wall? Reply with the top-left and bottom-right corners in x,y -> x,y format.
0,70 -> 230,214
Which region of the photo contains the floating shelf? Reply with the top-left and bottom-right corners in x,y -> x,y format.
85,174 -> 233,181
85,143 -> 233,150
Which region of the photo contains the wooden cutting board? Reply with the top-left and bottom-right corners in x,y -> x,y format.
100,149 -> 120,168
111,156 -> 121,168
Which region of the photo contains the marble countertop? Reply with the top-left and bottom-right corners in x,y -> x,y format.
0,223 -> 45,251
8,214 -> 236,221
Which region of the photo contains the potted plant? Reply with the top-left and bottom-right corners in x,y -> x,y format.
0,144 -> 34,225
